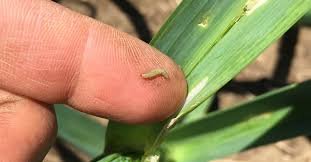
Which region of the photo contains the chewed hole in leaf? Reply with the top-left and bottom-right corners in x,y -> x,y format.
198,17 -> 209,28
245,0 -> 268,15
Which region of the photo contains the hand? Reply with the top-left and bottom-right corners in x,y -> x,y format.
0,0 -> 187,161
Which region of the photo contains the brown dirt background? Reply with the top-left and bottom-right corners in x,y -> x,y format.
44,0 -> 311,161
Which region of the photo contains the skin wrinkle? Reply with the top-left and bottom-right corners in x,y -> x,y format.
32,1 -> 87,101
110,29 -> 133,69
67,23 -> 117,116
71,89 -> 112,118
44,3 -> 85,93
0,91 -> 21,125
123,35 -> 142,68
0,104 -> 16,126
66,19 -> 91,103
26,77 -> 50,88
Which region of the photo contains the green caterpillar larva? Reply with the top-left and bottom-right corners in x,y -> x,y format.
141,68 -> 169,79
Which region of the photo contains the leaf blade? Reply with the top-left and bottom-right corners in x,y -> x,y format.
55,104 -> 106,158
180,0 -> 311,116
163,81 -> 311,162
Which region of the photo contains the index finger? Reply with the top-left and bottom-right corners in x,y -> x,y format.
0,0 -> 187,123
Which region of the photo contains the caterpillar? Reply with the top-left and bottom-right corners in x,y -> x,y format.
141,68 -> 169,79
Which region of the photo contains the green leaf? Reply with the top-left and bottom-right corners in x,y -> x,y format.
151,0 -> 248,75
93,153 -> 140,162
93,153 -> 121,162
162,81 -> 311,162
104,121 -> 164,155
103,0 -> 311,159
177,0 -> 311,117
55,104 -> 106,158
179,96 -> 214,125
301,9 -> 311,26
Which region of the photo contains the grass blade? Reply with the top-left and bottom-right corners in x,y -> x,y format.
103,0 -> 311,159
179,96 -> 214,125
301,9 -> 311,26
55,104 -> 106,158
178,0 -> 311,117
104,121 -> 164,155
162,81 -> 311,162
151,0 -> 248,75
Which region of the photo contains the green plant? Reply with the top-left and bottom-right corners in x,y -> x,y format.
301,9 -> 311,26
55,0 -> 311,161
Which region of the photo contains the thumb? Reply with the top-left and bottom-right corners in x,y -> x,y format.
0,0 -> 187,123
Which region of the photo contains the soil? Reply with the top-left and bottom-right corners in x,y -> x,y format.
44,0 -> 311,161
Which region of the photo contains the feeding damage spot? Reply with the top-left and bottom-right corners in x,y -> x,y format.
141,68 -> 169,79
245,0 -> 268,15
198,17 -> 209,28
184,76 -> 209,106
